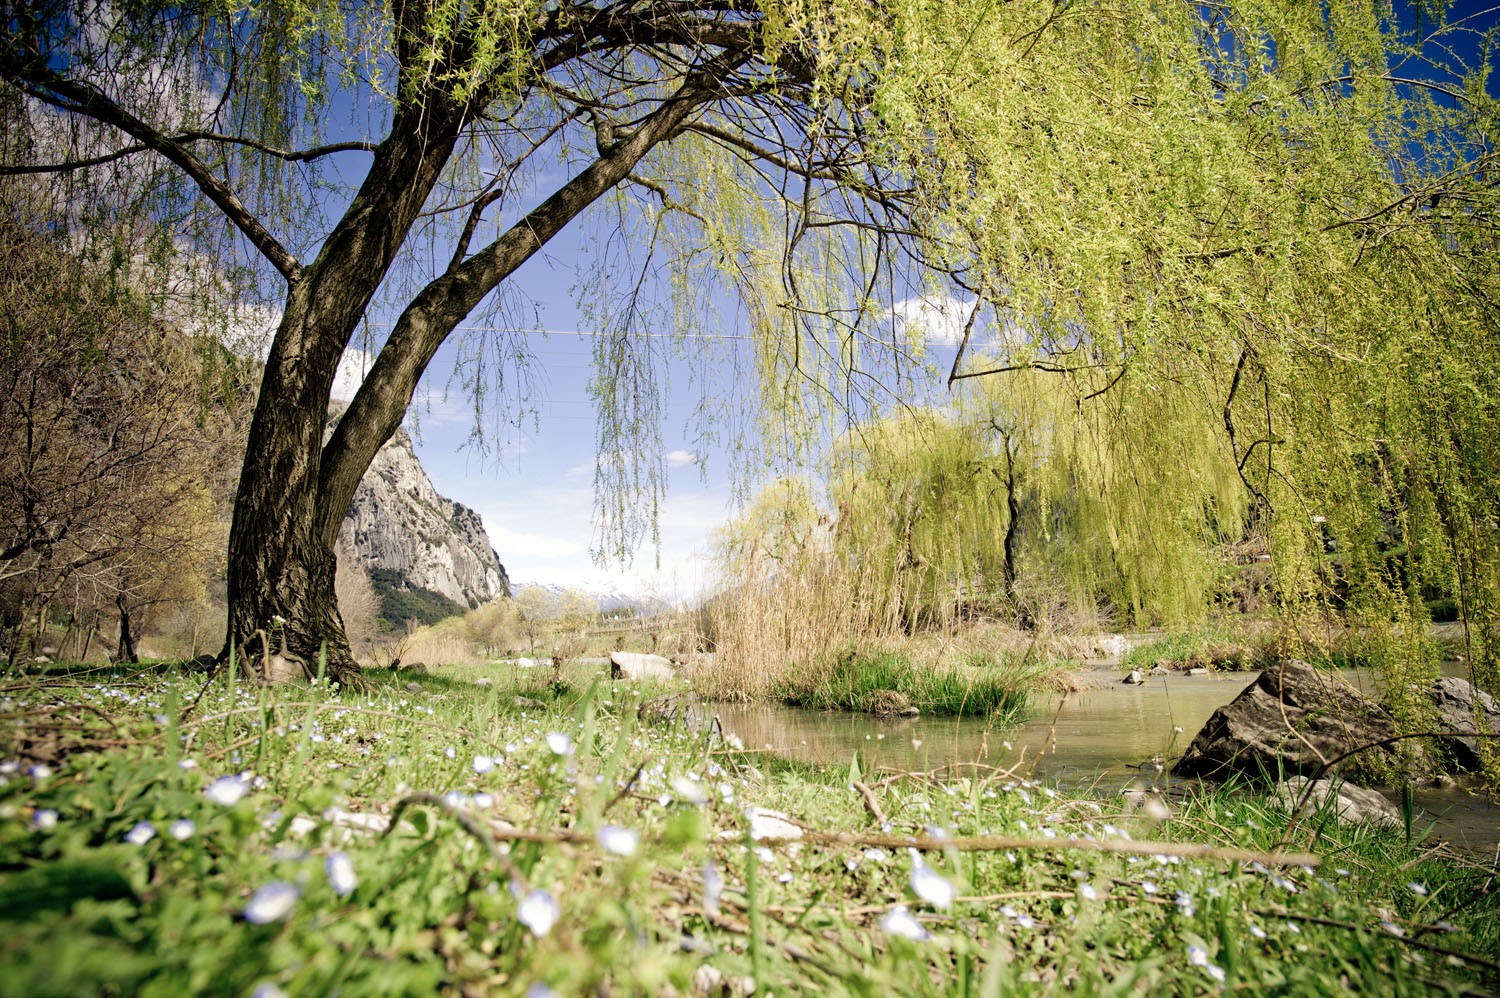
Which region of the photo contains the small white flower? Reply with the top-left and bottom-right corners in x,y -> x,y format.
881,905 -> 930,941
1249,924 -> 1267,939
702,861 -> 723,917
473,755 -> 494,774
244,881 -> 299,924
1205,963 -> 1226,983
178,759 -> 198,770
29,764 -> 53,780
863,848 -> 889,863
444,746 -> 457,759
1188,945 -> 1209,968
1407,882 -> 1428,896
1141,880 -> 1158,895
249,983 -> 288,998
517,889 -> 559,937
326,851 -> 357,897
671,775 -> 708,804
909,857 -> 955,909
168,819 -> 195,840
473,792 -> 495,808
597,824 -> 639,856
1015,912 -> 1036,929
124,821 -> 155,845
524,985 -> 558,998
1078,882 -> 1098,901
545,732 -> 572,756
31,808 -> 57,831
1381,920 -> 1405,938
205,776 -> 250,806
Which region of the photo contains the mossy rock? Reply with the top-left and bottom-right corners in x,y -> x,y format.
859,689 -> 914,716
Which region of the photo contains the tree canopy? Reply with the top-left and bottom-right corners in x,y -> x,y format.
1,1 -> 1496,699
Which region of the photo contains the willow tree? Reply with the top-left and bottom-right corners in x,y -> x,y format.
3,2 -> 1496,691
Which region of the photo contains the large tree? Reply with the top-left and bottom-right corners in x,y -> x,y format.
2,1 -> 1496,689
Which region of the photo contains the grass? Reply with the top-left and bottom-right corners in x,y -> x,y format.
1,658 -> 1497,995
1123,628 -> 1276,672
775,649 -> 1034,720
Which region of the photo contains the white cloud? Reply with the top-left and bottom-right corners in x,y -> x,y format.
666,449 -> 698,468
891,294 -> 979,347
474,485 -> 732,603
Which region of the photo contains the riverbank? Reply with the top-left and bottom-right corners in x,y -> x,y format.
1,660 -> 1496,994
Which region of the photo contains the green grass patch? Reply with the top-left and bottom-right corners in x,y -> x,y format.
0,661 -> 1495,995
776,649 -> 1032,720
1125,629 -> 1273,672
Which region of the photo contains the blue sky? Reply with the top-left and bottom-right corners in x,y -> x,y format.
335,233 -> 970,603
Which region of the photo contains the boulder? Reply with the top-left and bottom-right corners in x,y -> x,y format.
1122,669 -> 1145,686
1271,776 -> 1402,829
1430,677 -> 1500,772
610,650 -> 675,681
1172,658 -> 1399,785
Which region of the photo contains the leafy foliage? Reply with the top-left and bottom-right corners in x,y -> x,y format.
369,570 -> 466,631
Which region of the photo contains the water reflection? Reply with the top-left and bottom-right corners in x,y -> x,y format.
713,669 -> 1500,859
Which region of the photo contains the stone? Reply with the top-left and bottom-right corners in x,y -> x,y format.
1429,677 -> 1500,772
330,402 -> 509,609
474,677 -> 493,687
1271,776 -> 1402,829
1172,658 -> 1400,785
610,650 -> 675,681
859,689 -> 914,715
1122,669 -> 1145,685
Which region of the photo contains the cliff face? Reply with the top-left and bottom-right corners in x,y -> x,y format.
332,409 -> 510,608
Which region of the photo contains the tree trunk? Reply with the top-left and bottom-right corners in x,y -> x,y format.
221,69 -> 716,688
115,595 -> 137,663
221,103 -> 467,688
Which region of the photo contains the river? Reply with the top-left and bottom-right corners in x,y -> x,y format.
711,667 -> 1500,860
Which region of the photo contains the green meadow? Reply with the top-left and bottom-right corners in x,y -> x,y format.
2,661 -> 1494,996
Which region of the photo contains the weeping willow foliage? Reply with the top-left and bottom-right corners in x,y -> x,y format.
696,1 -> 1499,776
7,2 -> 1498,761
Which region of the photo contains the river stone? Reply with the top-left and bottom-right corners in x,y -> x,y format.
1430,677 -> 1500,772
610,651 -> 675,681
1172,658 -> 1398,785
1271,776 -> 1401,829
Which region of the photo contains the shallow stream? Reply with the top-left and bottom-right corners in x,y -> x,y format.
712,667 -> 1500,859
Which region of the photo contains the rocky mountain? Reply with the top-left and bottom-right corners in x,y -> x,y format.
331,406 -> 510,610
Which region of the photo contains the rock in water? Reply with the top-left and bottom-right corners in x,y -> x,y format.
1429,677 -> 1500,772
1271,776 -> 1402,829
1172,659 -> 1400,785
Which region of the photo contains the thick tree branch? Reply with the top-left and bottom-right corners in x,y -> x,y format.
0,67 -> 304,281
316,48 -> 751,548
